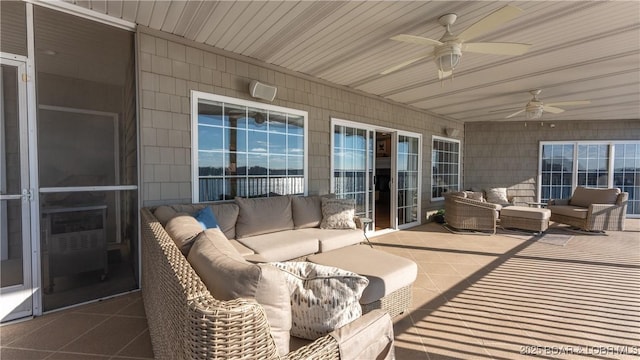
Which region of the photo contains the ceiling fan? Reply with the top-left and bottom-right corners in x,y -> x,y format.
505,89 -> 592,119
381,5 -> 531,79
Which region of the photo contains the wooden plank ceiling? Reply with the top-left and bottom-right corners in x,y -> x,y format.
64,0 -> 640,123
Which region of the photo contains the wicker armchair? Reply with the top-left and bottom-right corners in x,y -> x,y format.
548,187 -> 628,231
140,208 -> 395,360
444,192 -> 502,234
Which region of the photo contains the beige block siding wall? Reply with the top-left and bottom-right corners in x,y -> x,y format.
137,27 -> 463,220
464,119 -> 640,204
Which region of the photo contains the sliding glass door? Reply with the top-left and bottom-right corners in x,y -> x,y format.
331,119 -> 422,231
332,121 -> 374,221
396,133 -> 421,228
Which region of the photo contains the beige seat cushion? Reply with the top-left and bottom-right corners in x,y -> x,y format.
187,228 -> 292,355
236,230 -> 319,262
500,206 -> 551,220
164,214 -> 204,256
291,196 -> 323,229
235,196 -> 294,238
308,245 -> 417,305
228,239 -> 255,256
548,205 -> 589,219
271,261 -> 368,340
298,228 -> 362,253
570,187 -> 620,207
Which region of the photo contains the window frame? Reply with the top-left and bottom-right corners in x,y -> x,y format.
538,140 -> 640,217
191,91 -> 308,202
431,135 -> 461,201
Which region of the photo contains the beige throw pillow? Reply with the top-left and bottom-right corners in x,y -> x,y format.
271,262 -> 369,340
485,188 -> 510,205
320,198 -> 357,229
164,213 -> 204,256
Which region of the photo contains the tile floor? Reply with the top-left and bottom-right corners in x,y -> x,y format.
2,220 -> 639,359
1,292 -> 152,359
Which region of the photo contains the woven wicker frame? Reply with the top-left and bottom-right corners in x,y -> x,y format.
444,194 -> 500,234
141,208 -> 342,360
548,192 -> 628,231
501,215 -> 549,233
361,284 -> 412,318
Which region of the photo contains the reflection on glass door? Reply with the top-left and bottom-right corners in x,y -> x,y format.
396,133 -> 421,228
332,121 -> 374,221
1,59 -> 33,322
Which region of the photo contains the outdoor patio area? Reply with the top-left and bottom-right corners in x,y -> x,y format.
1,219 -> 638,360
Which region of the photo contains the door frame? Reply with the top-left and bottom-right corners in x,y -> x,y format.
0,55 -> 34,322
395,130 -> 423,229
330,118 -> 422,233
330,118 -> 377,228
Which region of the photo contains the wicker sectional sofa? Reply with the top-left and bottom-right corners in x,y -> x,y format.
141,195 -> 400,359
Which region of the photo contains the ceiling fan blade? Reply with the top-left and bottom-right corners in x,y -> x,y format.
458,5 -> 524,42
542,106 -> 565,114
380,55 -> 430,75
438,69 -> 453,80
463,42 -> 531,55
390,34 -> 442,46
544,100 -> 591,107
505,109 -> 525,119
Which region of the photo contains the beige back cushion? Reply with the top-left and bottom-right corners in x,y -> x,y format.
235,196 -> 294,238
153,204 -> 206,225
187,228 -> 292,355
164,214 -> 203,256
570,187 -> 620,207
445,191 -> 466,198
153,205 -> 180,226
291,196 -> 323,229
210,203 -> 240,239
153,203 -> 239,239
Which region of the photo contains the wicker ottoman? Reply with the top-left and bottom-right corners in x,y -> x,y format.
307,245 -> 417,317
500,206 -> 551,233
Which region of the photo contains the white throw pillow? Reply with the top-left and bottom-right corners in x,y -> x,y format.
271,261 -> 369,340
485,188 -> 510,205
320,198 -> 357,229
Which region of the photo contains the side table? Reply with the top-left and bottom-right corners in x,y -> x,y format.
360,217 -> 374,248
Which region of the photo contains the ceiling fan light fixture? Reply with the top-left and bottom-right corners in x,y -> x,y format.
525,102 -> 544,120
434,43 -> 462,73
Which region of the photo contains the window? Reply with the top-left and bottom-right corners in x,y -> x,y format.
539,141 -> 640,216
432,136 -> 460,200
192,91 -> 307,202
540,143 -> 574,200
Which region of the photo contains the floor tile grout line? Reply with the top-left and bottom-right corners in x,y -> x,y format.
0,313 -> 64,347
111,327 -> 150,359
46,312 -> 115,356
